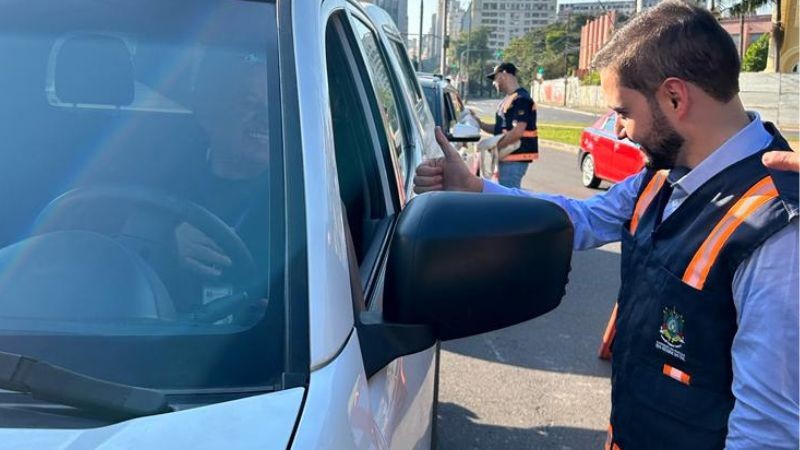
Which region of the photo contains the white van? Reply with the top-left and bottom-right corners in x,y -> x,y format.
0,1 -> 572,448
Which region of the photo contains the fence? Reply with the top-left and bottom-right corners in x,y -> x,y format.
532,73 -> 799,131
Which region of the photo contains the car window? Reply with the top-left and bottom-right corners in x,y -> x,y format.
444,91 -> 457,130
350,18 -> 408,193
0,0 -> 286,396
325,14 -> 396,289
422,85 -> 440,125
603,113 -> 617,133
387,37 -> 422,105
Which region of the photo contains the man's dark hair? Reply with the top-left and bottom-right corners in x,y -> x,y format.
593,0 -> 740,102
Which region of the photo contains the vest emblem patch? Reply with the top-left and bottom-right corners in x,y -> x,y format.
656,307 -> 687,361
660,307 -> 685,348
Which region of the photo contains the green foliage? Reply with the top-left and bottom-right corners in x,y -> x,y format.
501,15 -> 590,86
742,33 -> 769,71
448,28 -> 495,95
581,70 -> 602,86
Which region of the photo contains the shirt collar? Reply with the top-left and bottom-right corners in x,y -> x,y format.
669,111 -> 773,196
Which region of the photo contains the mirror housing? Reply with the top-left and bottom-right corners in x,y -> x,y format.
384,192 -> 573,341
447,123 -> 481,142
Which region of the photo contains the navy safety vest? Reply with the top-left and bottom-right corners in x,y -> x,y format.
494,87 -> 538,162
606,123 -> 798,450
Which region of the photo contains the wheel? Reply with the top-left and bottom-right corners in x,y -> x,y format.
581,154 -> 601,188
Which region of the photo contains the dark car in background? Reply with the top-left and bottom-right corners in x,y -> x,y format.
578,112 -> 645,188
418,73 -> 484,175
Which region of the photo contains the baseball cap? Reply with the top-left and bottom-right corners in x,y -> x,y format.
486,62 -> 518,80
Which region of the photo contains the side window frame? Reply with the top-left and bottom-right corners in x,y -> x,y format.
347,7 -> 415,202
326,11 -> 414,306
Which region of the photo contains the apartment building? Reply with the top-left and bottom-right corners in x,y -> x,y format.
463,0 -> 558,54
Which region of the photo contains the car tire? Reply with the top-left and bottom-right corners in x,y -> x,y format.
581,154 -> 601,188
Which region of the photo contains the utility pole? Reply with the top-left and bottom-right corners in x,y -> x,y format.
417,0 -> 423,70
440,0 -> 449,75
563,8 -> 571,106
464,0 -> 473,101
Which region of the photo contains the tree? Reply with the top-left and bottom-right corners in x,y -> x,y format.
502,14 -> 590,86
723,0 -> 783,72
742,32 -> 769,71
448,28 -> 493,97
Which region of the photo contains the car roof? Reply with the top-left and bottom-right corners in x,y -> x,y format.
360,3 -> 401,37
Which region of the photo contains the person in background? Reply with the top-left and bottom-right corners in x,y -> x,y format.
469,62 -> 539,188
414,2 -> 798,448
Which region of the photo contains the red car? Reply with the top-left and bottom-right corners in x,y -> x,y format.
578,112 -> 645,188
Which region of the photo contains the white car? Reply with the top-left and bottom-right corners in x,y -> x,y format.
0,1 -> 573,449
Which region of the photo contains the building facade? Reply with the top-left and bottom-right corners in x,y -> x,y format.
465,0 -> 558,55
577,10 -> 617,76
557,0 -> 634,20
447,1 -> 465,40
718,14 -> 772,61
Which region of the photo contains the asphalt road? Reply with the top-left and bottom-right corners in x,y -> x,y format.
436,145 -> 619,450
467,99 -> 601,126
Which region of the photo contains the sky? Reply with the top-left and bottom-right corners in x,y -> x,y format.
406,0 -> 471,41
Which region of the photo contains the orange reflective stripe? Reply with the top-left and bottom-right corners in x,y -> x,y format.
503,153 -> 538,162
629,170 -> 668,234
501,93 -> 519,113
682,177 -> 778,289
605,425 -> 613,450
612,444 -> 622,450
522,130 -> 538,138
662,364 -> 691,385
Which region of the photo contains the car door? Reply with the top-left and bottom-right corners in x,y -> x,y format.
602,112 -> 645,182
325,8 -> 437,449
592,113 -> 622,181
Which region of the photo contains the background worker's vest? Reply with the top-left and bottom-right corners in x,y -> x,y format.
493,88 -> 538,162
607,126 -> 798,450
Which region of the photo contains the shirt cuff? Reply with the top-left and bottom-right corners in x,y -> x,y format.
482,180 -> 511,195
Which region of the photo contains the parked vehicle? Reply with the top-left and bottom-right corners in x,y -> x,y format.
578,111 -> 646,188
418,73 -> 484,176
0,1 -> 573,448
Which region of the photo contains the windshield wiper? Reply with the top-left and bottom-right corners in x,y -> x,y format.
0,351 -> 173,421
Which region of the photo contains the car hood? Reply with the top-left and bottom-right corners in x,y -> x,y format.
0,388 -> 304,449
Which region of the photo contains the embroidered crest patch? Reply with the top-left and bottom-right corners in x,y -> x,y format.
660,306 -> 685,348
656,306 -> 687,361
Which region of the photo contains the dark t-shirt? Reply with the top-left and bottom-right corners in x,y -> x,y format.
494,87 -> 538,157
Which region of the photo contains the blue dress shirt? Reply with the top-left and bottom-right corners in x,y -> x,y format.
483,113 -> 799,449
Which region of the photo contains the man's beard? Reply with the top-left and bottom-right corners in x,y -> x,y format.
639,98 -> 684,170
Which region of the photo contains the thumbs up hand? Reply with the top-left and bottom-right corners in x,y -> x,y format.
413,127 -> 484,194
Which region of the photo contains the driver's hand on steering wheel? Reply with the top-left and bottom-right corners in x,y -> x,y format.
175,222 -> 232,278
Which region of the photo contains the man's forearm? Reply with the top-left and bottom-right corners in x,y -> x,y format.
479,121 -> 494,134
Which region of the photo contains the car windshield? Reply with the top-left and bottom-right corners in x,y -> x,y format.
0,0 -> 285,397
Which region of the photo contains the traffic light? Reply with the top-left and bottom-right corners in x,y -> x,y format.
494,50 -> 504,59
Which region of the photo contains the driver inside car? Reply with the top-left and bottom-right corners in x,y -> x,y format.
173,48 -> 270,293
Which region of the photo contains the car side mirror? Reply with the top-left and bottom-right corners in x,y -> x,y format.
446,123 -> 481,143
384,192 -> 573,341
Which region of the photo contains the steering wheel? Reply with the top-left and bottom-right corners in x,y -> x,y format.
33,186 -> 257,313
